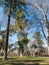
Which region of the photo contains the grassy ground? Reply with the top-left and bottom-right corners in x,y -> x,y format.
0,56 -> 49,65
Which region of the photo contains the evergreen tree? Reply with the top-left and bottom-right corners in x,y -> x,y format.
0,0 -> 27,59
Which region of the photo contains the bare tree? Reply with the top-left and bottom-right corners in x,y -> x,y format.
27,0 -> 49,55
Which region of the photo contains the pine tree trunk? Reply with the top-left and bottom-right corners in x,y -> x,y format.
4,15 -> 10,60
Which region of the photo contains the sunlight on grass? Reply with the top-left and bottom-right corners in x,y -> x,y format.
0,56 -> 49,60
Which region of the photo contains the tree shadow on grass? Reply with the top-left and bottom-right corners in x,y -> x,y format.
0,59 -> 45,65
9,60 -> 45,65
11,63 -> 39,65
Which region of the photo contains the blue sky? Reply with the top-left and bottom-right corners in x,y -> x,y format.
0,7 -> 17,43
0,5 -> 34,44
0,7 -> 47,46
0,0 -> 49,46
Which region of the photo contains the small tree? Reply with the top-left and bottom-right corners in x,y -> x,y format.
18,33 -> 28,57
33,31 -> 44,56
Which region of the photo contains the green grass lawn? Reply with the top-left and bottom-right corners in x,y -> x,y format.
0,56 -> 49,65
8,56 -> 49,61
